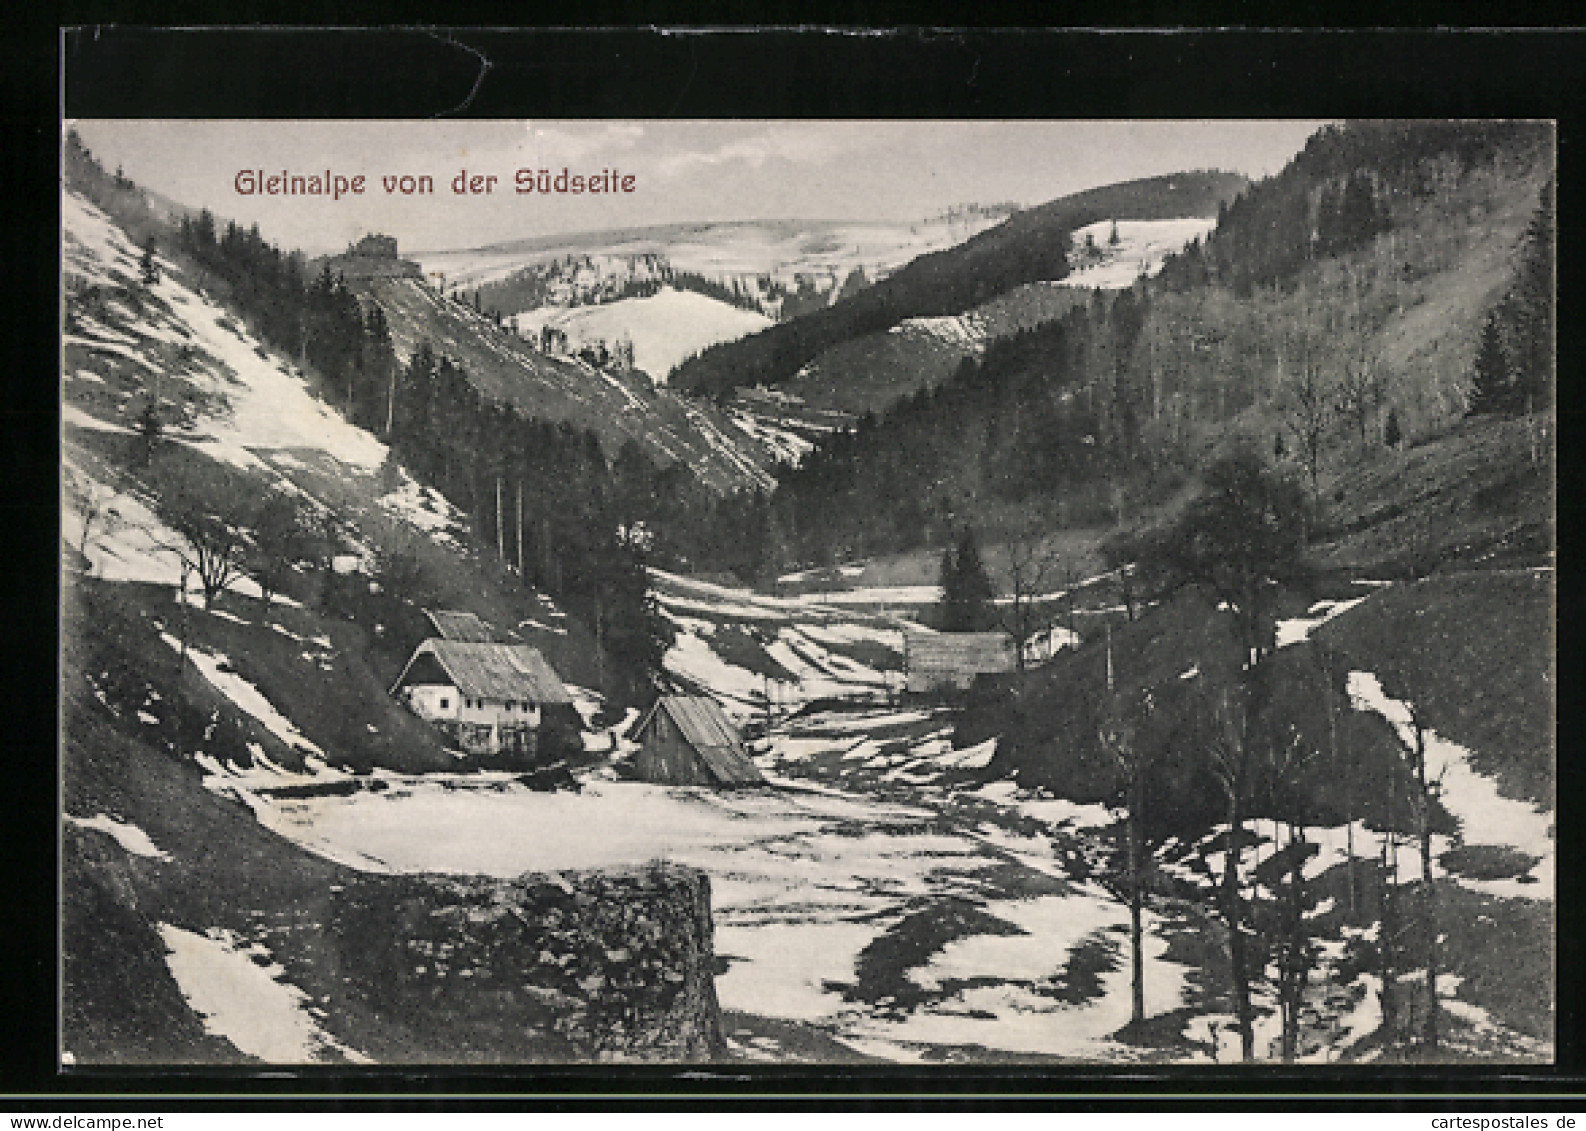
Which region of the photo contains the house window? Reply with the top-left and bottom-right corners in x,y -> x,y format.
438,697 -> 450,710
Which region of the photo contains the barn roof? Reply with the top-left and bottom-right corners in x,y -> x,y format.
638,695 -> 764,785
394,640 -> 573,704
423,609 -> 498,643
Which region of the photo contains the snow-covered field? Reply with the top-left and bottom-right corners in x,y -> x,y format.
1059,218 -> 1218,290
649,569 -> 907,721
225,750 -> 1194,1061
509,286 -> 773,382
157,924 -> 368,1064
1346,670 -> 1553,901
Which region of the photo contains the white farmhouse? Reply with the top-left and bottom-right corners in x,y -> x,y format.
391,637 -> 573,761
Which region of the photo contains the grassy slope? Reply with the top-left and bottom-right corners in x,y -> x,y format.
1311,415 -> 1553,578
1316,570 -> 1554,809
790,283 -> 1090,417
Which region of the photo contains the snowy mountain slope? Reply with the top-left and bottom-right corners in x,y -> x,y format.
1058,217 -> 1218,290
647,568 -> 909,722
509,286 -> 773,383
777,218 -> 1215,416
352,276 -> 777,492
62,191 -> 480,588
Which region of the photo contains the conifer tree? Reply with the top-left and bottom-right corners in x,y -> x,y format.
1467,316 -> 1512,416
940,527 -> 996,631
1384,406 -> 1403,448
140,236 -> 159,286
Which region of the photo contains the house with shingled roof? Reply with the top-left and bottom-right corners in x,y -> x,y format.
632,695 -> 765,788
392,623 -> 574,762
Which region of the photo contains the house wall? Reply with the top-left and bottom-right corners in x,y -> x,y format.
905,669 -> 976,694
406,683 -> 460,720
456,697 -> 542,728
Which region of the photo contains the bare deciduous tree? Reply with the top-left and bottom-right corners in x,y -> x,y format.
1336,263 -> 1389,447
1280,325 -> 1331,502
1208,684 -> 1258,1061
1098,626 -> 1154,1028
996,522 -> 1068,671
155,464 -> 256,603
65,468 -> 122,572
245,491 -> 311,614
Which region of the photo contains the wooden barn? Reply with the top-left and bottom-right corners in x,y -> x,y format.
632,695 -> 765,788
391,638 -> 573,761
904,629 -> 1017,696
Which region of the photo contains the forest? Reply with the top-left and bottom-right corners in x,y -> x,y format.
748,120 -> 1556,574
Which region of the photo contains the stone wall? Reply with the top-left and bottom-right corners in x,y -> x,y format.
337,862 -> 728,1062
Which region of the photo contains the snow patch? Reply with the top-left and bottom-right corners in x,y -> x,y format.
157,924 -> 368,1063
65,813 -> 171,860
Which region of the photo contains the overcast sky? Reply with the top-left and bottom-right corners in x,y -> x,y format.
68,120 -> 1327,256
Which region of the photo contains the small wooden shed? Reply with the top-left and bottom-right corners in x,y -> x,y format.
904,629 -> 1017,696
632,695 -> 765,788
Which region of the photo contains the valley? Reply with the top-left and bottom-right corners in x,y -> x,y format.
58,119 -> 1555,1067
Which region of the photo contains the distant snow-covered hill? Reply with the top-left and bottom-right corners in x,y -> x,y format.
509,286 -> 773,383
414,213 -> 1011,300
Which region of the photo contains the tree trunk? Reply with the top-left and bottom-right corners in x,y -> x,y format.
496,477 -> 505,562
1325,655 -> 1356,919
1128,775 -> 1145,1026
1279,821 -> 1308,1063
1415,717 -> 1439,1051
385,365 -> 397,436
1223,800 -> 1255,1060
1379,829 -> 1398,1041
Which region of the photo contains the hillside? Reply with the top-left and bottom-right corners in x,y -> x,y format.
352,275 -> 776,493
669,171 -> 1247,400
759,121 -> 1553,569
61,176 -> 747,1062
58,120 -> 1553,1067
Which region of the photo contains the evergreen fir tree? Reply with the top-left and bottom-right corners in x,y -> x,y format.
940,527 -> 997,631
1467,316 -> 1512,416
1384,406 -> 1403,448
139,236 -> 159,286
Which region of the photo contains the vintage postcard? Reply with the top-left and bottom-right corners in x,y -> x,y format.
60,112 -> 1555,1068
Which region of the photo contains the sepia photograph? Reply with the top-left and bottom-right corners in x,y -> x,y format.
59,109 -> 1555,1070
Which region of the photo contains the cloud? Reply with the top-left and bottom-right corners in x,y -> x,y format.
523,123 -> 644,164
656,125 -> 853,179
